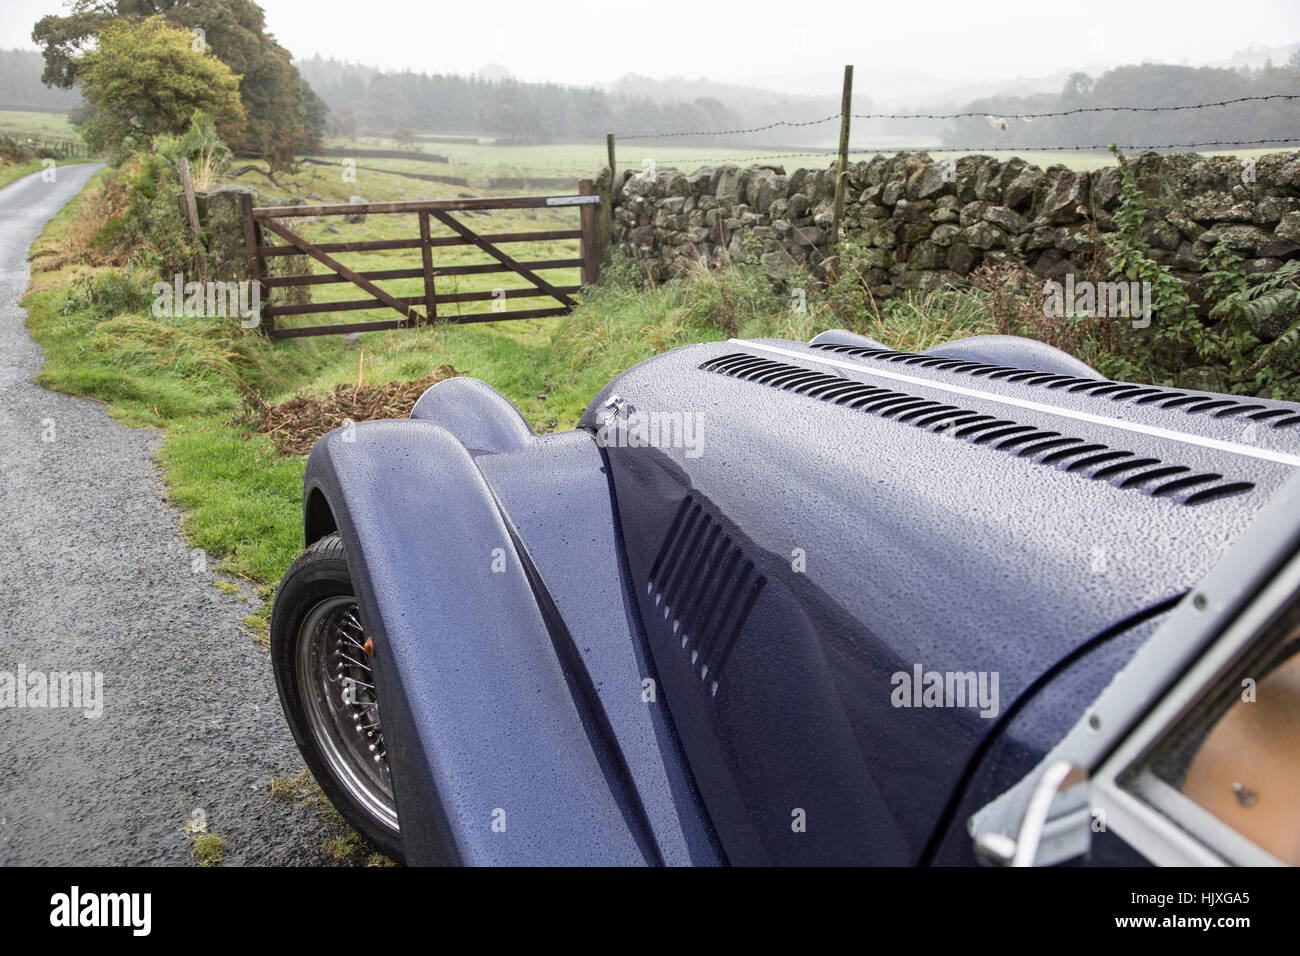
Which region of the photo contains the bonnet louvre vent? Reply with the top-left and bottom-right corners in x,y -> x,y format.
647,495 -> 765,696
809,343 -> 1300,429
700,352 -> 1256,507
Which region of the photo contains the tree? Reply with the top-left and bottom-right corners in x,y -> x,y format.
391,124 -> 416,149
296,81 -> 329,152
484,83 -> 553,140
74,16 -> 243,155
33,0 -> 325,164
940,61 -> 1300,150
1062,71 -> 1094,102
31,1 -> 115,89
330,108 -> 358,140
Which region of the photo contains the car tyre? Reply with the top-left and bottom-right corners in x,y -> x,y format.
271,533 -> 404,863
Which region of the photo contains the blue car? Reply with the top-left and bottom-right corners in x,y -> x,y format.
270,329 -> 1300,866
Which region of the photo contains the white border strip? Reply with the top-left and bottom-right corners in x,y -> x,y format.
729,340 -> 1300,468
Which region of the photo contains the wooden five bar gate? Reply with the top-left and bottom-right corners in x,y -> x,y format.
241,180 -> 601,339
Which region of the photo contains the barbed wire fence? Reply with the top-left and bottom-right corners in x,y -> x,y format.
613,93 -> 1300,141
614,139 -> 1300,167
604,65 -> 1300,245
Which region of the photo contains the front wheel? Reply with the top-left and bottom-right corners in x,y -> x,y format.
270,533 -> 403,862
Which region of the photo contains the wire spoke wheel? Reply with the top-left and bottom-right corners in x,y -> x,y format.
294,595 -> 398,833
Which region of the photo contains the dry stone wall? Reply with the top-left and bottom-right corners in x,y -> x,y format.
194,185 -> 310,309
596,151 -> 1300,308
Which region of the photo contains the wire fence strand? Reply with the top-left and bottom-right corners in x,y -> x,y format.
649,137 -> 1300,167
613,93 -> 1300,142
851,93 -> 1300,122
615,114 -> 840,141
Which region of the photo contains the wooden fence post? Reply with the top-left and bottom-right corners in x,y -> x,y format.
178,157 -> 206,279
418,210 -> 437,325
831,64 -> 854,262
578,179 -> 600,286
240,191 -> 270,334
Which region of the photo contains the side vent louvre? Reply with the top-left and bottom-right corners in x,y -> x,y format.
647,496 -> 765,696
809,343 -> 1300,429
700,352 -> 1256,507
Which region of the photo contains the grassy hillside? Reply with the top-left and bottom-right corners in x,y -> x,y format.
0,108 -> 79,140
0,109 -> 89,187
321,132 -> 1282,183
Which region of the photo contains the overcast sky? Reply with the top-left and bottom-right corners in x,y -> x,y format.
3,0 -> 1298,93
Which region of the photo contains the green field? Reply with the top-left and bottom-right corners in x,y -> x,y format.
0,111 -> 1273,190
0,108 -> 79,141
0,110 -> 1276,182
323,132 -> 1283,184
0,110 -> 89,188
320,134 -> 814,186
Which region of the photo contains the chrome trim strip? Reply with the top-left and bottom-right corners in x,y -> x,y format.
730,339 -> 1300,468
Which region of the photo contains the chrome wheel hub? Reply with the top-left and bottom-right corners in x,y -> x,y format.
295,596 -> 398,832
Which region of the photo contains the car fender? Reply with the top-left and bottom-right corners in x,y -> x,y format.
304,420 -> 653,864
303,396 -> 719,865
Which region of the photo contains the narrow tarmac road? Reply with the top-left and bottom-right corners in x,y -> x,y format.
0,163 -> 334,865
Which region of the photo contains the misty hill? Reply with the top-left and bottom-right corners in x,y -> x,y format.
6,38 -> 1296,156
476,63 -> 514,82
728,40 -> 1300,109
603,72 -> 840,114
295,55 -> 845,145
0,49 -> 84,112
1210,41 -> 1300,71
939,61 -> 1300,151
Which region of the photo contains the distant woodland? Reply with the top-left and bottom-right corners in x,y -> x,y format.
939,58 -> 1300,150
295,56 -> 843,144
2,40 -> 1298,151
